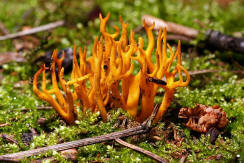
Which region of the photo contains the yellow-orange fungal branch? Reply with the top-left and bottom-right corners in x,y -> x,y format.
33,64 -> 77,125
33,13 -> 190,125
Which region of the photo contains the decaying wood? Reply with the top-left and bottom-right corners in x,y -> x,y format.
115,138 -> 167,163
142,15 -> 198,38
0,20 -> 65,41
206,30 -> 244,54
0,106 -> 159,162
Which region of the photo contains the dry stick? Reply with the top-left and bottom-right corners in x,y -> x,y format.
188,69 -> 244,76
0,20 -> 65,41
36,106 -> 53,110
188,69 -> 219,76
0,123 -> 10,127
142,15 -> 198,38
1,134 -> 18,144
167,34 -> 193,42
0,106 -> 160,162
174,69 -> 244,78
115,138 -> 167,163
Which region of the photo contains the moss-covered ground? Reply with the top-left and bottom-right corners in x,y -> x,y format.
0,0 -> 243,162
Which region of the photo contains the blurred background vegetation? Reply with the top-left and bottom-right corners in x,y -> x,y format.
1,0 -> 244,51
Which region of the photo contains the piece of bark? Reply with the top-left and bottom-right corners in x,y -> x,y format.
206,30 -> 244,54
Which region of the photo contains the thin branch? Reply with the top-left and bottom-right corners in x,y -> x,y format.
188,69 -> 219,76
188,69 -> 244,76
36,106 -> 53,110
0,106 -> 159,162
0,123 -> 10,127
0,20 -> 65,41
1,134 -> 18,144
167,34 -> 193,42
115,138 -> 167,163
142,15 -> 198,38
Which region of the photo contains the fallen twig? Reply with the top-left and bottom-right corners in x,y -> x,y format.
36,106 -> 53,110
178,69 -> 244,77
0,20 -> 65,41
115,138 -> 167,163
0,105 -> 160,161
188,69 -> 244,76
142,15 -> 198,38
188,69 -> 219,76
0,123 -> 10,127
167,34 -> 193,42
1,134 -> 18,144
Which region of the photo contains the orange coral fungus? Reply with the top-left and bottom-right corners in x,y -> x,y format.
33,13 -> 190,124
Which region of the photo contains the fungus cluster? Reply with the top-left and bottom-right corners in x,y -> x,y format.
178,104 -> 228,133
33,13 -> 190,125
